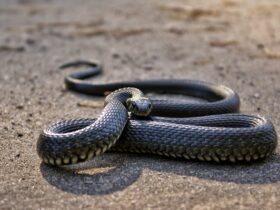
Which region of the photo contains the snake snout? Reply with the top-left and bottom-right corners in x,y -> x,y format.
127,97 -> 152,117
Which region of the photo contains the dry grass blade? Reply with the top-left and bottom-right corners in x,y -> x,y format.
263,47 -> 280,59
6,20 -> 103,33
35,20 -> 103,28
209,39 -> 238,47
77,101 -> 104,108
222,0 -> 241,7
73,27 -> 152,39
0,45 -> 25,52
159,4 -> 221,20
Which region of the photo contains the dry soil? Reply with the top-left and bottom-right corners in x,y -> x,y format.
1,0 -> 280,209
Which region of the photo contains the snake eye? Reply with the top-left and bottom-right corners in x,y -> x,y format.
131,102 -> 137,110
134,104 -> 139,111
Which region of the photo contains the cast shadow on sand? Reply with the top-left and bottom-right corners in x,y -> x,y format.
40,152 -> 280,195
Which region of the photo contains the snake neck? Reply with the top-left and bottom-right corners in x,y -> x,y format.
104,87 -> 144,107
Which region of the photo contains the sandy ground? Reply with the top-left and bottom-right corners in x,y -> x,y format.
1,0 -> 280,209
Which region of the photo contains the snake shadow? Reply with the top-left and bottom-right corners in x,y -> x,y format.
40,152 -> 280,195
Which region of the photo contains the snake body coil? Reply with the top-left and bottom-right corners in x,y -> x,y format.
37,61 -> 277,165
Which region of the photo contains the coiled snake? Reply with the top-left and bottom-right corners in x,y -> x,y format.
37,60 -> 277,165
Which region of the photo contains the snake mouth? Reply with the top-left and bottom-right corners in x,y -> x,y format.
126,97 -> 152,117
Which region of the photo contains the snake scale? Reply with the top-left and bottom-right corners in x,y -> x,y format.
37,60 -> 277,166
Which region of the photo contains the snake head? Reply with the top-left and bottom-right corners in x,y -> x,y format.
126,97 -> 152,117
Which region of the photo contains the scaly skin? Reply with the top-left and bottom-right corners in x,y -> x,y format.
36,61 -> 277,165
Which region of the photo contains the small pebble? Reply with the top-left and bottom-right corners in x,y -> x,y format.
143,64 -> 153,71
216,64 -> 225,71
25,38 -> 36,45
16,104 -> 24,109
17,132 -> 24,137
253,93 -> 260,98
26,118 -> 32,122
112,51 -> 121,59
257,43 -> 264,49
249,81 -> 255,87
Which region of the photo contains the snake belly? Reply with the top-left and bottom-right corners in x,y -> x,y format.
36,61 -> 277,165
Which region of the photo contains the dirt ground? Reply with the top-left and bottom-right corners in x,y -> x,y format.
1,0 -> 280,209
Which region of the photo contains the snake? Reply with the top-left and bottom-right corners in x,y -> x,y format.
36,60 -> 277,166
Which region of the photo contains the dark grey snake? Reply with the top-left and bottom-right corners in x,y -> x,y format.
37,60 -> 277,166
